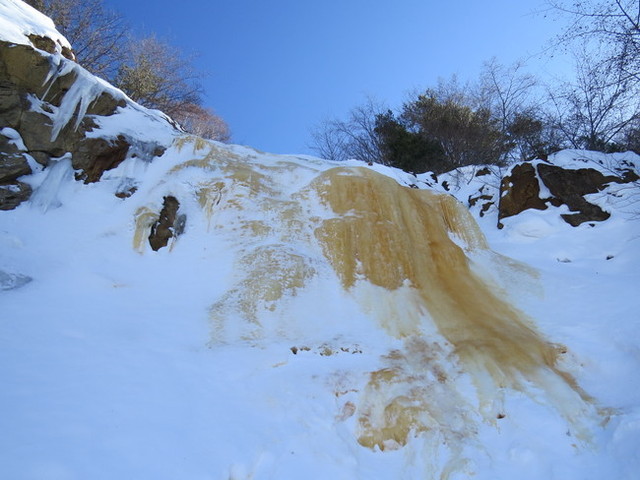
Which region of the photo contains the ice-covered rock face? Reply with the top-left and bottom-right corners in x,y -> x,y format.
131,136 -> 600,472
0,38 -> 172,196
0,1 -> 176,209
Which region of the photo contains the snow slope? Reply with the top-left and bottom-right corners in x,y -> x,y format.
1,2 -> 640,479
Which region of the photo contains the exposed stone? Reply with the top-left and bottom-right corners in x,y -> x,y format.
498,162 -> 547,225
60,45 -> 75,61
468,193 -> 494,218
16,110 -> 59,157
0,41 -> 55,99
468,193 -> 493,208
86,91 -> 126,117
74,135 -> 130,183
0,79 -> 23,127
152,146 -> 167,158
0,131 -> 31,182
498,160 -> 638,227
0,39 -> 174,209
537,164 -> 615,226
148,196 -> 183,251
27,34 -> 56,55
115,185 -> 138,199
26,34 -> 76,62
0,153 -> 31,182
619,168 -> 639,183
0,181 -> 32,210
41,67 -> 78,108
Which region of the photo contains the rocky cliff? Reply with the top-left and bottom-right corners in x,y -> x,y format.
0,2 -> 175,210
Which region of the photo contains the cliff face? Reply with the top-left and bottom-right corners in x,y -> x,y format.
0,7 -> 174,209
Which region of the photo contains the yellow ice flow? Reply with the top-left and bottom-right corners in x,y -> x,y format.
163,136 -> 320,341
311,167 -> 594,451
133,207 -> 159,253
134,138 -> 597,469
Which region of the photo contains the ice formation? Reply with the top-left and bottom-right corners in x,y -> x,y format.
131,136 -> 599,474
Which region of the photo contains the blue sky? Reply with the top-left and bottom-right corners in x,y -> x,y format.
104,0 -> 562,155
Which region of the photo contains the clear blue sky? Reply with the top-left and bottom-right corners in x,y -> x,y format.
104,0 -> 561,155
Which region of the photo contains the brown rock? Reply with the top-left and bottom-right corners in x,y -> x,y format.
41,67 -> 78,108
74,135 -> 130,183
60,45 -> 75,61
0,78 -> 23,128
0,38 -> 173,198
0,131 -> 32,183
0,181 -> 32,210
27,34 -> 57,55
86,91 -> 126,117
148,196 -> 183,251
26,34 -> 76,61
17,110 -> 59,157
537,164 -> 613,226
0,41 -> 54,98
498,162 -> 547,225
0,154 -> 31,182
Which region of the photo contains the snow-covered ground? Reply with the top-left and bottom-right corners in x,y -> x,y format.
2,140 -> 639,479
1,1 -> 640,479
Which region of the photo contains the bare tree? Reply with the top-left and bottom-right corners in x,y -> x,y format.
309,118 -> 348,161
309,97 -> 387,163
547,48 -> 640,150
171,103 -> 230,142
476,59 -> 546,160
548,0 -> 640,81
115,35 -> 203,116
38,0 -> 128,79
23,0 -> 45,11
477,59 -> 538,135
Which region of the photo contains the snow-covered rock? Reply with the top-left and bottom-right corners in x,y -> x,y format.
0,0 -> 176,208
498,154 -> 639,227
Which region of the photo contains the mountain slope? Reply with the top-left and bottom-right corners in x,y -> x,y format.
1,2 -> 639,479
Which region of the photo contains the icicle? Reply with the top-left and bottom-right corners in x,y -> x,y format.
30,155 -> 73,212
42,60 -> 123,142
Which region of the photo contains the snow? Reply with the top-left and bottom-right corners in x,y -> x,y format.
1,2 -> 640,479
0,0 -> 70,51
2,135 -> 638,479
28,154 -> 74,211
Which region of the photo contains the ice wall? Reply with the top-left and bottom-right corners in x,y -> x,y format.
311,167 -> 595,449
132,137 -> 598,476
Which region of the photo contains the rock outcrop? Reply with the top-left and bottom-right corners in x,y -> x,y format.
498,159 -> 638,227
0,35 -> 172,210
148,196 -> 186,251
